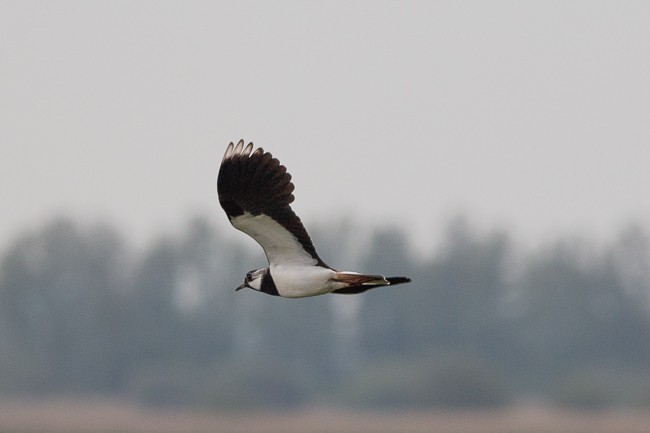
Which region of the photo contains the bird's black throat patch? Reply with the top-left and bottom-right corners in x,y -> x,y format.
260,269 -> 280,296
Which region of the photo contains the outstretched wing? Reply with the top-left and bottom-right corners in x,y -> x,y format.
217,140 -> 327,267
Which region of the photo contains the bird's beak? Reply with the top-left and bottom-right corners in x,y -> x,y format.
235,282 -> 247,291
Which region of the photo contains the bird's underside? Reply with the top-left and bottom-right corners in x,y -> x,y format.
217,139 -> 411,298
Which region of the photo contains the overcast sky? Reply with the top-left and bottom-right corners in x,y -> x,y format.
2,1 -> 649,254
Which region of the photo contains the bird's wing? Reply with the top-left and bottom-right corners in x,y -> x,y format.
217,140 -> 327,267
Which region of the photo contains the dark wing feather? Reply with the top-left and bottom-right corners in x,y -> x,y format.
217,140 -> 327,267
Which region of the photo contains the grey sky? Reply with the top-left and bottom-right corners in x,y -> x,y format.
2,1 -> 649,253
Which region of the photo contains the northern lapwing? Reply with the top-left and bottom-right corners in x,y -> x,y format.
217,140 -> 411,298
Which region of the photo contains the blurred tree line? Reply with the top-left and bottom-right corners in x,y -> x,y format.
0,216 -> 649,409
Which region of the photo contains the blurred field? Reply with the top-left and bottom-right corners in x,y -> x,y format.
1,398 -> 650,433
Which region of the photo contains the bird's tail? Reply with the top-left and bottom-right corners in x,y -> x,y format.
331,272 -> 411,295
385,276 -> 411,285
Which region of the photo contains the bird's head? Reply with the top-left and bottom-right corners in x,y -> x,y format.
236,268 -> 267,292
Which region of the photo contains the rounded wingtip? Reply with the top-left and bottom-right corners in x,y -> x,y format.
233,139 -> 244,155
222,139 -> 258,163
242,141 -> 254,157
222,141 -> 235,162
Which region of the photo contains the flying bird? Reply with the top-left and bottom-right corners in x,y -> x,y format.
217,140 -> 411,298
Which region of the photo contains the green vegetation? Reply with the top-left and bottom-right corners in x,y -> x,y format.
0,216 -> 649,409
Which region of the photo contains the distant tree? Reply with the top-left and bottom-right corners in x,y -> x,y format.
0,218 -> 129,392
516,238 -> 650,384
426,217 -> 511,350
612,224 -> 650,309
173,217 -> 239,362
1,214 -> 649,408
355,225 -> 415,356
357,217 -> 512,360
129,234 -> 182,364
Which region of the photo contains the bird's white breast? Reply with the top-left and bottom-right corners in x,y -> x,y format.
270,264 -> 337,298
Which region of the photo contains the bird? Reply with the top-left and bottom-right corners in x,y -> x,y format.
217,139 -> 411,298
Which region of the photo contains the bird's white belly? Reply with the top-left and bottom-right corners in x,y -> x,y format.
270,265 -> 336,298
